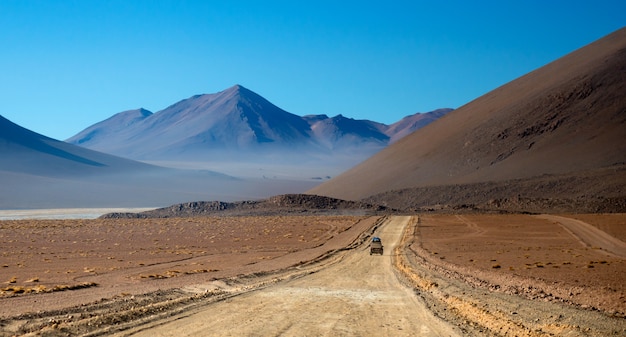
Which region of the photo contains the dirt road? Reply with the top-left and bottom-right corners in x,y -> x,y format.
121,216 -> 460,337
535,214 -> 626,258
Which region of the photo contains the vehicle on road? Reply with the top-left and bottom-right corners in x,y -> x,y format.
370,237 -> 383,255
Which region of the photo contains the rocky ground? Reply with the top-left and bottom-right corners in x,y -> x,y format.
395,216 -> 626,336
364,165 -> 626,214
100,194 -> 392,218
0,194 -> 624,336
0,215 -> 381,336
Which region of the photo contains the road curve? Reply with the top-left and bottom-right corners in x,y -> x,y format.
123,216 -> 460,337
535,214 -> 626,259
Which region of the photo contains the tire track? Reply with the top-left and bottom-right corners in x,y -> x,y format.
121,216 -> 460,337
534,214 -> 626,258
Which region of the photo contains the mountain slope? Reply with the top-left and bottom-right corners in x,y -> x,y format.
0,114 -> 156,177
69,108 -> 153,147
304,114 -> 389,150
0,115 -> 320,209
386,108 -> 453,143
67,85 -> 452,166
67,85 -> 318,160
308,27 -> 626,203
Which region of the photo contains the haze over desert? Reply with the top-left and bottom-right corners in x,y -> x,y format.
1,4 -> 625,336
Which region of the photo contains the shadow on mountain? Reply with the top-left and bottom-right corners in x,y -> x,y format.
0,115 -> 318,209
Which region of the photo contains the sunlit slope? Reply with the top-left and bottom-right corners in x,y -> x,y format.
309,28 -> 626,200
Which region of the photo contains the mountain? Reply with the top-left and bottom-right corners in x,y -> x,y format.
68,85 -> 318,160
303,114 -> 389,150
69,108 -> 153,147
308,27 -> 626,212
66,85 -> 451,173
0,114 -> 154,177
386,108 -> 453,143
0,115 -> 318,209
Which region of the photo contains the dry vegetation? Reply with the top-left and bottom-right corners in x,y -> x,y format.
1,212 -> 624,336
0,216 -> 362,300
415,213 -> 626,315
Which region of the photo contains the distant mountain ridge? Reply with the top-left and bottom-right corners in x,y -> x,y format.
68,85 -> 313,158
304,114 -> 389,150
70,108 -> 153,146
0,114 -> 153,177
0,113 -> 321,209
0,84 -> 451,209
386,108 -> 451,143
66,85 -> 451,162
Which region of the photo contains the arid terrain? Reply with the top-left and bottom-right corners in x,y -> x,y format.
1,27 -> 625,337
0,215 -> 374,314
308,28 -> 626,205
0,212 -> 624,336
121,216 -> 460,337
412,214 -> 626,313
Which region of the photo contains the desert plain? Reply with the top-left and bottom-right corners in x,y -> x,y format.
0,212 -> 624,336
0,216 -> 370,312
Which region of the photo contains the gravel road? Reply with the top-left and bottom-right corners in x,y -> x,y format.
122,216 -> 460,336
535,214 -> 626,258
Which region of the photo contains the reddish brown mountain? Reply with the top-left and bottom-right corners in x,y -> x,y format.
309,28 -> 626,212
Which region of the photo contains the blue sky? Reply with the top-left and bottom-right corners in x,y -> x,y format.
1,1 -> 624,140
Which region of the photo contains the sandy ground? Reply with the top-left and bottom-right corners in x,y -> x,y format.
1,214 -> 624,336
0,216 -> 371,317
123,216 -> 460,337
415,214 -> 626,315
395,215 -> 626,336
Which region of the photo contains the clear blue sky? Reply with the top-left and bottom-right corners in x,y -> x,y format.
1,0 -> 624,140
